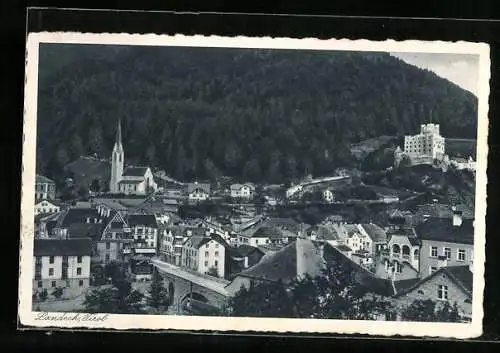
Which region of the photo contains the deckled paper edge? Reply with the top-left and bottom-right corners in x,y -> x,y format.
18,32 -> 491,339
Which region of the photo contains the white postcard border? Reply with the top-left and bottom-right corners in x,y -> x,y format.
19,32 -> 491,338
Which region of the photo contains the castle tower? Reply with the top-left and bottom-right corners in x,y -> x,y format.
110,119 -> 124,193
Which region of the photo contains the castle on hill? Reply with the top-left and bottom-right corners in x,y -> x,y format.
394,123 -> 476,172
109,119 -> 158,195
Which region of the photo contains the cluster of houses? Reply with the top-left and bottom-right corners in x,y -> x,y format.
31,121 -> 475,321
33,173 -> 475,322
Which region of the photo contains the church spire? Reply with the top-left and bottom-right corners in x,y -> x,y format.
116,118 -> 122,147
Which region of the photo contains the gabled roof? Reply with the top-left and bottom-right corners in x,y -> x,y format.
118,179 -> 144,185
310,225 -> 340,241
122,167 -> 149,177
230,183 -> 255,191
322,243 -> 394,297
234,244 -> 264,257
36,174 -> 55,184
251,226 -> 284,240
35,199 -> 60,207
127,214 -> 158,228
415,217 -> 474,245
58,208 -> 100,228
395,265 -> 473,298
187,183 -> 211,194
184,236 -> 210,249
34,238 -> 92,256
361,223 -> 387,243
67,223 -> 102,241
235,238 -> 324,283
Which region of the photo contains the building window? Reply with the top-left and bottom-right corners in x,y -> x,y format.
204,261 -> 208,267
395,262 -> 402,273
105,254 -> 110,262
438,285 -> 449,300
444,248 -> 451,260
215,251 -> 219,257
77,256 -> 82,263
205,251 -> 209,257
458,249 -> 466,261
49,256 -> 55,264
106,242 -> 111,250
215,243 -> 219,248
214,260 -> 218,267
430,266 -> 437,275
51,281 -> 56,288
37,281 -> 43,288
77,267 -> 82,275
48,268 -> 54,276
79,280 -> 84,287
430,246 -> 438,257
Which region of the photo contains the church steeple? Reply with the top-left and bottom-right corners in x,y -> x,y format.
110,118 -> 124,193
115,118 -> 122,148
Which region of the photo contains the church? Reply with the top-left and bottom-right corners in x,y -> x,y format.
109,120 -> 158,195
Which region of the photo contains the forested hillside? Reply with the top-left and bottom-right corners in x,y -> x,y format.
36,43 -> 478,184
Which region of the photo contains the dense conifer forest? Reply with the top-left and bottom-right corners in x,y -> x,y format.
36,44 -> 478,184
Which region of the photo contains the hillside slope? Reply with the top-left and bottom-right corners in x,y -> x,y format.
36,44 -> 478,184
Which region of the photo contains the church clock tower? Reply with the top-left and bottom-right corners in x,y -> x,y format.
110,119 -> 124,193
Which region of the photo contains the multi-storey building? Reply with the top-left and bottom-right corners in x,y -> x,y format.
35,174 -> 56,200
415,209 -> 474,278
33,238 -> 92,293
395,123 -> 446,166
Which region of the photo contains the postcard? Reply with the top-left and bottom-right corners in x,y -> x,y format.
19,32 -> 490,338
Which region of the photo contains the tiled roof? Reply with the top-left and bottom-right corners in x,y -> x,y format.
35,174 -> 55,184
237,239 -> 323,282
58,208 -> 100,227
415,217 -> 474,245
234,244 -> 264,257
187,183 -> 211,194
127,214 -> 158,228
251,226 -> 284,240
118,179 -> 144,185
122,167 -> 149,177
322,243 -> 394,297
361,223 -> 387,243
230,183 -> 255,191
395,265 -> 472,298
185,236 -> 210,249
335,244 -> 352,252
67,223 -> 102,240
34,238 -> 92,256
408,237 -> 422,246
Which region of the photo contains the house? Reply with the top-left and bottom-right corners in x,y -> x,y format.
415,208 -> 474,279
95,210 -> 133,265
359,223 -> 388,255
230,245 -> 265,272
34,199 -> 61,215
126,214 -> 159,257
248,226 -> 286,247
181,233 -> 232,278
375,228 -> 421,281
129,255 -> 154,281
187,182 -> 211,201
307,225 -> 340,246
450,156 -> 476,171
109,119 -> 158,195
35,212 -> 62,238
52,208 -> 101,239
158,225 -> 186,265
225,238 -> 326,295
35,174 -> 56,200
323,189 -> 334,203
230,183 -> 256,200
33,238 -> 92,294
394,265 -> 473,322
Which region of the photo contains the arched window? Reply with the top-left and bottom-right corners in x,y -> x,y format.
413,248 -> 419,261
392,244 -> 401,256
402,245 -> 410,257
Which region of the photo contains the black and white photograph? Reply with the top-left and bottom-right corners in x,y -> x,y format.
19,33 -> 490,338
